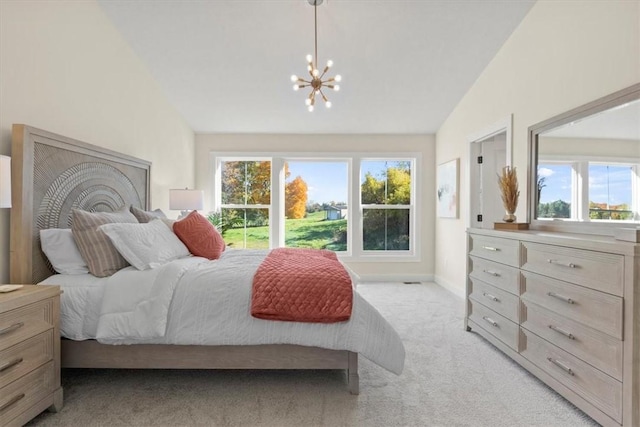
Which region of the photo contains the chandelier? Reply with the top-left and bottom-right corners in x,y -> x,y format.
290,0 -> 341,112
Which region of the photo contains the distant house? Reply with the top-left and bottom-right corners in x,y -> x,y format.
324,205 -> 348,220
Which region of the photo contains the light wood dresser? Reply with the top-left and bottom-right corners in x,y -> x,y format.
466,228 -> 640,427
0,285 -> 62,426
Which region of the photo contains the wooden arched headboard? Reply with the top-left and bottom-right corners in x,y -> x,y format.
10,125 -> 151,284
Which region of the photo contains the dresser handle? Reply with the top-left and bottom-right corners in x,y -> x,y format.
547,292 -> 575,304
0,322 -> 24,336
547,259 -> 576,268
0,357 -> 23,372
548,325 -> 575,340
483,269 -> 500,277
0,393 -> 25,412
482,316 -> 498,327
547,357 -> 575,376
482,246 -> 499,252
483,292 -> 499,302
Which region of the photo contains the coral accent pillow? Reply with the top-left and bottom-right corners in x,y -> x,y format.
173,211 -> 225,260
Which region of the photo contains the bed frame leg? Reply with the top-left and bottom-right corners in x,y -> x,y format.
347,351 -> 359,395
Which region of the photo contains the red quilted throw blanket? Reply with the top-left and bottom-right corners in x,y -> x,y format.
251,248 -> 353,323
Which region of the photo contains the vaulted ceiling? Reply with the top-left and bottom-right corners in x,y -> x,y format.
98,0 -> 536,134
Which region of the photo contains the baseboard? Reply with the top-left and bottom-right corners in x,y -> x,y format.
434,275 -> 465,299
356,274 -> 433,284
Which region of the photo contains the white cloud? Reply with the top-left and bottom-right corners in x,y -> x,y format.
538,167 -> 554,178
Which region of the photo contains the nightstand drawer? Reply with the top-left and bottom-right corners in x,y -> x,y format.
521,241 -> 623,296
469,278 -> 519,322
468,300 -> 519,351
469,256 -> 520,295
0,361 -> 55,426
0,299 -> 54,351
469,234 -> 520,267
0,330 -> 54,389
521,330 -> 622,423
521,301 -> 622,381
521,271 -> 623,339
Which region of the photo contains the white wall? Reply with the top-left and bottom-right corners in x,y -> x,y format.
435,1 -> 640,293
0,1 -> 195,283
195,134 -> 435,280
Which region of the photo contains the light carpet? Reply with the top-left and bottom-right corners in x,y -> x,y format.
27,283 -> 599,427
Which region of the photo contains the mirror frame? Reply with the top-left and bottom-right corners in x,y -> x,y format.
528,82 -> 640,235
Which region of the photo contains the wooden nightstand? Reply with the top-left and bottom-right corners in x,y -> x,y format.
0,285 -> 62,426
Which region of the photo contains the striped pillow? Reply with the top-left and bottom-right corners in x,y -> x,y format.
71,207 -> 139,277
130,205 -> 167,223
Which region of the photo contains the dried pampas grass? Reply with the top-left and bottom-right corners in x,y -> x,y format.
497,166 -> 519,214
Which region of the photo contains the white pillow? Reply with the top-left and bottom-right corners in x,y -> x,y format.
99,219 -> 190,270
40,229 -> 90,275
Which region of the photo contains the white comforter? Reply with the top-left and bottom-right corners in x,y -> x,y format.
95,250 -> 405,374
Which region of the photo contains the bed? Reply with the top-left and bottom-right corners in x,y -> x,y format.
9,124 -> 405,394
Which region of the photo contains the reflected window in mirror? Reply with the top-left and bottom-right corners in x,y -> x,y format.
528,84 -> 640,234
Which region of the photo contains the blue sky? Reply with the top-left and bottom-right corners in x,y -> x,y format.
538,163 -> 632,205
286,160 -> 402,204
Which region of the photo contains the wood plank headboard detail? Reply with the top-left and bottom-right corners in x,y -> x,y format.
10,125 -> 151,284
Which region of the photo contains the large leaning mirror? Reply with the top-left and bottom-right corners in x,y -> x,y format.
528,83 -> 640,235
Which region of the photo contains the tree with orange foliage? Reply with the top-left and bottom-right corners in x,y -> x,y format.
285,176 -> 308,219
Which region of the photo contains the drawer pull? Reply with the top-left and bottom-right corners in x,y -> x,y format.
482,246 -> 499,252
482,292 -> 499,302
0,357 -> 23,372
547,357 -> 575,376
0,321 -> 24,336
0,393 -> 25,412
547,259 -> 576,268
548,325 -> 575,340
547,292 -> 575,304
482,316 -> 498,327
483,269 -> 500,277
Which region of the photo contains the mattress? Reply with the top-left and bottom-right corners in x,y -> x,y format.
39,272 -> 109,340
39,251 -> 405,374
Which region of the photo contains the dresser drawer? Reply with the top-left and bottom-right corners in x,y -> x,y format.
468,300 -> 519,351
0,299 -> 54,351
521,330 -> 622,423
469,234 -> 520,267
521,271 -> 622,339
0,361 -> 55,426
521,301 -> 622,381
469,256 -> 520,295
469,278 -> 519,323
0,330 -> 54,390
521,241 -> 623,296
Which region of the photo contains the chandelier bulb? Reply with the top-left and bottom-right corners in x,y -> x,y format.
308,105 -> 314,112
327,60 -> 333,68
312,69 -> 319,77
334,85 -> 340,92
326,101 -> 332,108
293,84 -> 300,91
306,54 -> 313,63
335,75 -> 342,82
305,98 -> 312,106
290,75 -> 298,82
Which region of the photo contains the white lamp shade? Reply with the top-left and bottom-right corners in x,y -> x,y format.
169,189 -> 204,211
0,155 -> 11,208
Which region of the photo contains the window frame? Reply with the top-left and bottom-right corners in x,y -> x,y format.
211,152 -> 421,262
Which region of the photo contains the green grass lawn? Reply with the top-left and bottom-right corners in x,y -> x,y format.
223,211 -> 347,251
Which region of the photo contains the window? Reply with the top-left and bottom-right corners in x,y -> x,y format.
219,160 -> 271,249
212,153 -> 419,261
588,164 -> 633,220
361,161 -> 411,251
537,163 -> 573,219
